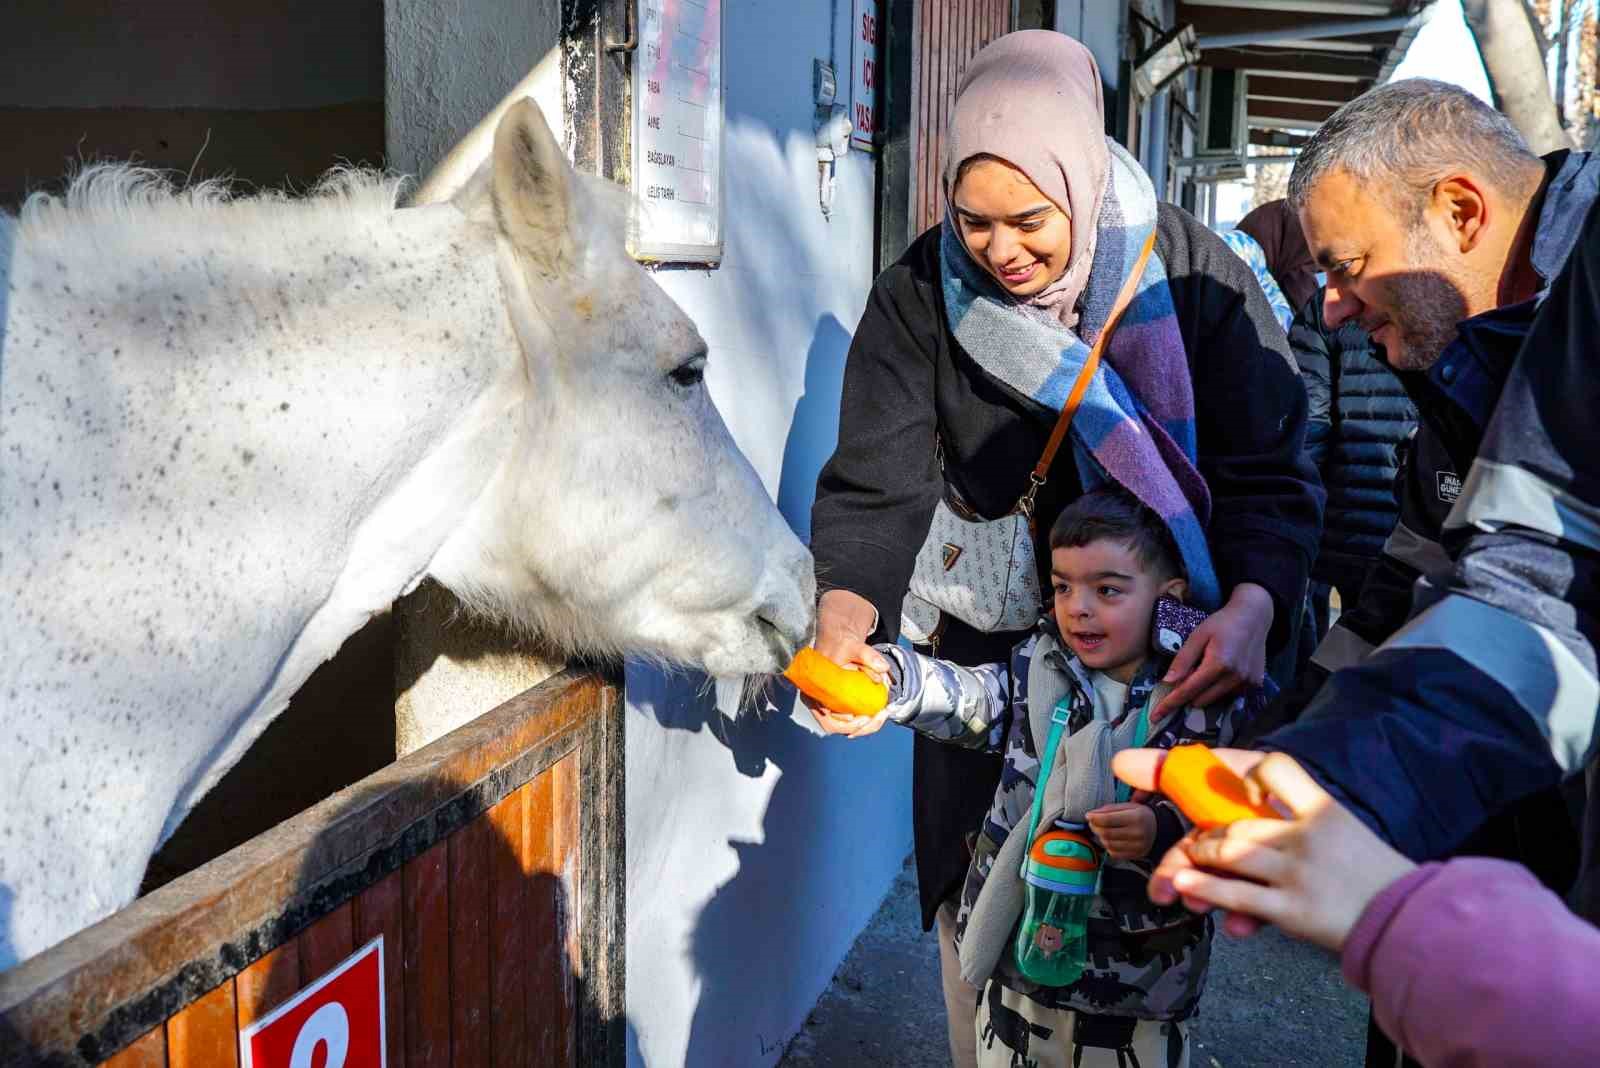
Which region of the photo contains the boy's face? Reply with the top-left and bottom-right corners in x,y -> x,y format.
1051,538 -> 1187,684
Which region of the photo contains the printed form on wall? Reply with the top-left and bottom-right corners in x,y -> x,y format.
631,0 -> 724,263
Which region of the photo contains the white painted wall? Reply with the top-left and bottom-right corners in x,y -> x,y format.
384,0 -> 561,181
624,1 -> 914,1062
1055,0 -> 1125,93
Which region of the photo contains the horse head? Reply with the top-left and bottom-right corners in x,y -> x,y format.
424,99 -> 815,676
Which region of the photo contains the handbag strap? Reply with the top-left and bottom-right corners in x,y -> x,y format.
1019,230 -> 1158,517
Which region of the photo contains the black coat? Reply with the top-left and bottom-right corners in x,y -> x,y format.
1292,287 -> 1416,601
810,207 -> 1324,926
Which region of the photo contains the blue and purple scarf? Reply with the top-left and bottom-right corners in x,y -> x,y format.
940,140 -> 1219,608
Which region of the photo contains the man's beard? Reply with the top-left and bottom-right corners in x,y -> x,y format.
1379,228 -> 1471,372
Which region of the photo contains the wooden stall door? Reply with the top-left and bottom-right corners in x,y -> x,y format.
107,754 -> 585,1068
911,0 -> 1014,237
3,668 -> 620,1068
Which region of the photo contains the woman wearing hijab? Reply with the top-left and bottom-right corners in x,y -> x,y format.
1235,198 -> 1320,314
807,31 -> 1321,1068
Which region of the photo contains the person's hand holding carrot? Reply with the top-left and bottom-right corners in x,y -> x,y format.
1112,748 -> 1416,952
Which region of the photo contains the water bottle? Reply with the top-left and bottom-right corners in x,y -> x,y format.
1013,821 -> 1099,986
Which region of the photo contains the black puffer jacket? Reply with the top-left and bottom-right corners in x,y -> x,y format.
1292,287 -> 1416,601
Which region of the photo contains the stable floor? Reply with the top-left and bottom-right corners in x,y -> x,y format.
780,859 -> 1367,1068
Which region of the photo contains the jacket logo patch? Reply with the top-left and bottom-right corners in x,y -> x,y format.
1437,471 -> 1462,504
941,543 -> 963,571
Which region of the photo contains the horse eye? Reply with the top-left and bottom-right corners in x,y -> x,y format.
669,359 -> 706,388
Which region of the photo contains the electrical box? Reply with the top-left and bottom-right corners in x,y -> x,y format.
1197,68 -> 1249,159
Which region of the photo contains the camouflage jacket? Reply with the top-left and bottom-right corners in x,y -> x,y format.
877,616 -> 1252,1020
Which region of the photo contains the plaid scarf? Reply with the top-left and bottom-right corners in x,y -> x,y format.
939,140 -> 1219,608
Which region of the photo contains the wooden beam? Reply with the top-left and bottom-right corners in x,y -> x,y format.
1247,75 -> 1370,103
1180,0 -> 1397,14
1250,128 -> 1312,148
1203,47 -> 1383,78
1247,99 -> 1342,123
1180,5 -> 1405,37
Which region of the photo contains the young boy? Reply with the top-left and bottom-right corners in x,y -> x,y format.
859,486 -> 1255,1068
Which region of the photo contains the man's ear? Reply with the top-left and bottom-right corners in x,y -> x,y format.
1161,577 -> 1189,603
1432,175 -> 1490,254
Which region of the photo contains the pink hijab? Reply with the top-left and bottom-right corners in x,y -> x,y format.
943,31 -> 1110,329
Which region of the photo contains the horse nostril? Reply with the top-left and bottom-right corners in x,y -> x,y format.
755,615 -> 800,663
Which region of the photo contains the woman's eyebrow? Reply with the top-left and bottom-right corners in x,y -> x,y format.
954,203 -> 1057,222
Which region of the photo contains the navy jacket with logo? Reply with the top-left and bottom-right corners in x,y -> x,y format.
1263,150 -> 1600,715
1263,158 -> 1600,915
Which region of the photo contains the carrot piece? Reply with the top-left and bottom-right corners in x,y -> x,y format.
784,648 -> 889,717
1158,744 -> 1281,830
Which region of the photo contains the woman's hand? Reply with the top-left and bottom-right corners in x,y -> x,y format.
804,590 -> 894,738
1111,749 -> 1417,952
1154,583 -> 1274,719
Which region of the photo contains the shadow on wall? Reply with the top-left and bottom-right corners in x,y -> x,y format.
630,670 -> 832,1065
630,294 -> 912,1064
777,315 -> 853,543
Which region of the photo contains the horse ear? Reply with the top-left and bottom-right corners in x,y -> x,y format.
491,98 -> 576,279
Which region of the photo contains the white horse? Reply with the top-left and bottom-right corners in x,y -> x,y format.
0,101 -> 814,970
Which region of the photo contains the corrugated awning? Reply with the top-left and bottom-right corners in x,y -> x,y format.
1175,0 -> 1433,141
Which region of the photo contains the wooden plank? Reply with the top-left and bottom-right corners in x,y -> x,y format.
298,900 -> 355,987
552,754 -> 581,978
99,1026 -> 166,1068
930,0 -> 945,232
1202,47 -> 1382,79
404,841 -> 451,1068
488,789 -> 529,1068
354,869 -> 406,1068
449,816 -> 492,1068
1246,99 -> 1342,124
524,769 -> 562,1067
574,678 -> 626,1065
165,983 -> 237,1068
915,0 -> 931,233
1247,75 -> 1363,104
234,941 -> 300,1031
0,667 -> 611,1064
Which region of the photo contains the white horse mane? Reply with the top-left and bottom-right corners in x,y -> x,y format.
15,164 -> 408,252
15,162 -> 633,271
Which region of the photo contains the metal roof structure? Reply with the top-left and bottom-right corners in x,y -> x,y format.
1175,0 -> 1434,143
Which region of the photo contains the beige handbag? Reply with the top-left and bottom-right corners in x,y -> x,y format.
900,235 -> 1155,647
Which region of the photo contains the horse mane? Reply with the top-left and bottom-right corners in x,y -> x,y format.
14,164 -> 411,253
13,161 -> 633,283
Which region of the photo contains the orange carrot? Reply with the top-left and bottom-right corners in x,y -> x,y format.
1158,744 -> 1281,830
784,647 -> 889,718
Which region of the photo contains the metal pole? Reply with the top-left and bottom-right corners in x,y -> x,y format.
1196,14 -> 1413,51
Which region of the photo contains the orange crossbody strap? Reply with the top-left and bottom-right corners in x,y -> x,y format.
1023,230 -> 1159,500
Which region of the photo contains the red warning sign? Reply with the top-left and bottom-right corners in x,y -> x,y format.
239,936 -> 386,1068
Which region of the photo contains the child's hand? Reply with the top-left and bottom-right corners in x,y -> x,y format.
1085,802 -> 1157,860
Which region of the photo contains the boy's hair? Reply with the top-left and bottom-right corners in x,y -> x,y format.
1049,486 -> 1183,580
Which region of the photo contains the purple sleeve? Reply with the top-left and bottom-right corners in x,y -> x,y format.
1342,858 -> 1600,1067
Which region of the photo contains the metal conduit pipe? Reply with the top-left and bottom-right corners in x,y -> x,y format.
1196,14 -> 1414,50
